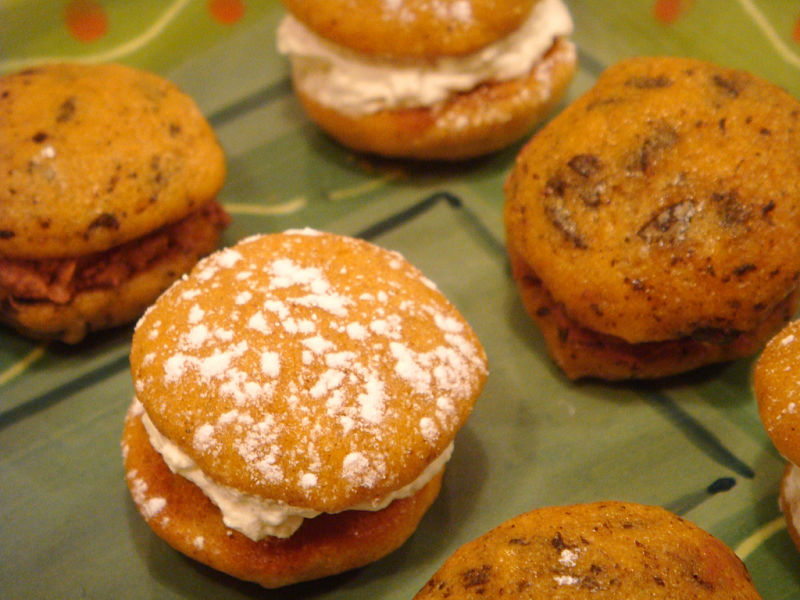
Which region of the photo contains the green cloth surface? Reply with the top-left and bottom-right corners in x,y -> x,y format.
2,1 -> 800,597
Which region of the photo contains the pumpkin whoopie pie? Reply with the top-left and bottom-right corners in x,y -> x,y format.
754,320 -> 800,555
414,502 -> 762,599
276,0 -> 576,159
504,56 -> 800,380
0,63 -> 228,343
122,229 -> 487,588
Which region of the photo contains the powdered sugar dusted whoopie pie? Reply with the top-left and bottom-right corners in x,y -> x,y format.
122,229 -> 487,588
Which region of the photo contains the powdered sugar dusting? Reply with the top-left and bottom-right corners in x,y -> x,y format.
127,469 -> 167,520
357,373 -> 386,424
554,575 -> 580,586
300,473 -> 318,489
448,0 -> 472,22
346,322 -> 368,340
236,415 -> 283,484
143,497 -> 167,518
381,0 -> 473,24
559,547 -> 580,567
186,324 -> 210,348
342,451 -> 386,488
216,248 -> 243,268
419,417 -> 438,443
235,291 -> 253,305
193,423 -> 217,453
133,231 -> 486,505
188,305 -> 205,324
435,313 -> 464,333
303,335 -> 335,355
248,311 -> 271,334
260,351 -> 280,378
390,342 -> 433,393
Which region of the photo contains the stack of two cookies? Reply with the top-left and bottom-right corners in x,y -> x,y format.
0,63 -> 229,343
505,56 -> 800,381
277,0 -> 577,159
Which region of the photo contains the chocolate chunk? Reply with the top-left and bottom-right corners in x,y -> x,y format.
545,201 -> 588,249
568,154 -> 603,178
461,565 -> 491,588
711,74 -> 741,98
733,264 -> 756,277
56,97 -> 76,123
711,190 -> 751,227
88,213 -> 120,231
628,123 -> 679,173
637,199 -> 696,246
625,75 -> 672,89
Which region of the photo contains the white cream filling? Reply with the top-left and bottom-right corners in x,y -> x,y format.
784,462 -> 800,535
276,0 -> 573,115
141,410 -> 453,540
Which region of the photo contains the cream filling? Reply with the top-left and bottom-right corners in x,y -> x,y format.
784,462 -> 800,535
276,0 -> 573,115
141,410 -> 453,540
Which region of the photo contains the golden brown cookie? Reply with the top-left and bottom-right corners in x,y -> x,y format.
277,0 -> 576,159
754,320 -> 800,466
0,63 -> 228,342
505,56 -> 800,379
124,230 -> 488,587
281,0 -> 538,58
414,502 -> 762,599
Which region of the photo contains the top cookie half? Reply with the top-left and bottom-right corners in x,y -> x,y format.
280,0 -> 538,58
131,230 -> 487,512
0,63 -> 226,259
505,56 -> 800,344
754,320 -> 800,466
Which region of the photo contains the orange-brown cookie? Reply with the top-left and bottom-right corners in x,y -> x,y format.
124,230 -> 488,587
754,320 -> 800,466
753,320 -> 800,555
0,62 -> 228,342
280,0 -> 538,58
414,502 -> 762,599
505,56 -> 800,379
277,0 -> 576,159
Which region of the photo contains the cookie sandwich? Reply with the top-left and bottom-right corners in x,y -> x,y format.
276,0 -> 576,160
753,320 -> 800,554
504,56 -> 800,380
0,63 -> 228,343
122,230 -> 488,588
414,501 -> 762,599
